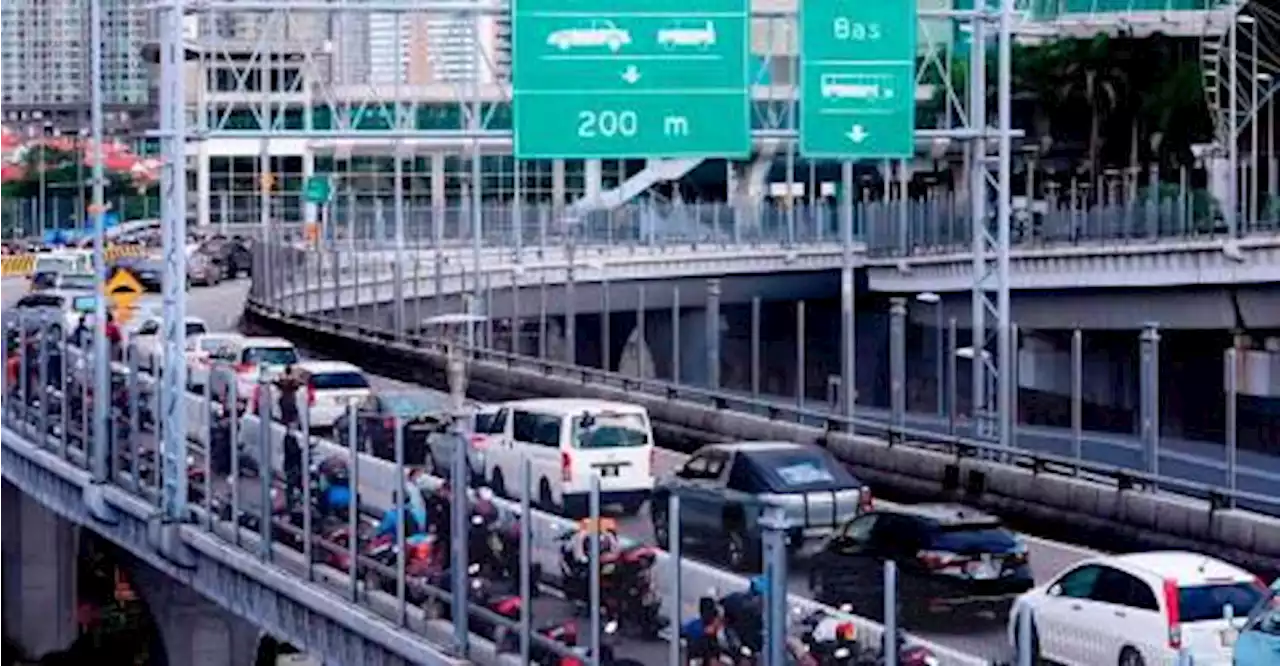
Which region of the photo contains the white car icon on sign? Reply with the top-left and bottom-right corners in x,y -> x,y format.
656,21 -> 716,49
546,20 -> 632,52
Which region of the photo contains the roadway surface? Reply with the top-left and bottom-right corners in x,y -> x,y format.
1,277 -> 1101,663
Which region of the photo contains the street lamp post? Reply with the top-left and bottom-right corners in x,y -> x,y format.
421,311 -> 487,658
916,292 -> 943,416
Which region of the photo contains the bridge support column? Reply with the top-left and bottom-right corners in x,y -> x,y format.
1,482 -> 79,659
130,561 -> 259,666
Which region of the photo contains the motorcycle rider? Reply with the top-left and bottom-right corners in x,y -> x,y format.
314,456 -> 354,518
681,596 -> 729,661
375,486 -> 430,546
564,517 -> 623,570
719,575 -> 767,652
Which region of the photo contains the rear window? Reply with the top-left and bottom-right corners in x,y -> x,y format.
242,346 -> 297,366
382,392 -> 446,416
738,448 -> 860,493
309,372 -> 369,390
185,322 -> 208,336
59,274 -> 95,290
16,294 -> 63,309
71,296 -> 98,313
1179,582 -> 1267,623
571,411 -> 650,449
199,338 -> 227,352
927,522 -> 1021,553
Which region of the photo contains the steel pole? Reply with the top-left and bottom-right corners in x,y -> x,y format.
1225,347 -> 1238,506
1139,322 -> 1161,482
996,0 -> 1015,452
158,0 -> 190,522
88,0 -> 110,485
706,278 -> 722,390
1228,10 -> 1240,238
841,161 -> 856,419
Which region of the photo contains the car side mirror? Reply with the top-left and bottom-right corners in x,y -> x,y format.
1048,584 -> 1063,597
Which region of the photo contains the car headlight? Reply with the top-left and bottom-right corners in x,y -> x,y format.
467,562 -> 481,575
833,647 -> 850,659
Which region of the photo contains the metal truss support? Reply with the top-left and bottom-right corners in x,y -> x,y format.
969,0 -> 1015,450
157,0 -> 191,528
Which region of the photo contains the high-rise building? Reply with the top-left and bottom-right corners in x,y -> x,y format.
367,0 -> 507,86
1,0 -> 149,124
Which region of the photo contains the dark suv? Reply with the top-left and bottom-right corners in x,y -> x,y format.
808,503 -> 1034,623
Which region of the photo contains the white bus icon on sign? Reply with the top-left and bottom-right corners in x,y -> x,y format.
820,73 -> 896,102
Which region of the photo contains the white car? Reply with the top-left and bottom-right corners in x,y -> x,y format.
127,315 -> 210,372
208,336 -> 300,406
254,360 -> 372,430
546,20 -> 631,51
185,332 -> 244,390
1010,551 -> 1268,666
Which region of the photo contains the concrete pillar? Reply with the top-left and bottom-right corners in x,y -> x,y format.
2,482 -> 79,659
431,153 -> 446,241
130,562 -> 259,666
301,147 -> 316,225
617,325 -> 657,380
584,159 -> 603,202
196,142 -> 211,227
552,159 -> 566,212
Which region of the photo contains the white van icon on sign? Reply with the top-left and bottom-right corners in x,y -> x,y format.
656,21 -> 716,49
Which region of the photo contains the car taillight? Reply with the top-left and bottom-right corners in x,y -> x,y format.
235,362 -> 253,373
307,383 -> 316,406
469,434 -> 487,450
383,417 -> 395,431
917,550 -> 957,570
1163,578 -> 1182,649
249,385 -> 260,412
561,452 -> 572,483
858,487 -> 874,512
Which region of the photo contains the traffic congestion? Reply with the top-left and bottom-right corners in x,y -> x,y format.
2,259 -> 1277,666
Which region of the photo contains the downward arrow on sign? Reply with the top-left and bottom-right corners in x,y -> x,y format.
846,125 -> 869,143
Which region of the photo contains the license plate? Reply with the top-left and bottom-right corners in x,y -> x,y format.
595,465 -> 621,477
967,559 -> 999,580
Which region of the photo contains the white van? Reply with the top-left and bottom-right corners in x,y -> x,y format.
478,398 -> 654,517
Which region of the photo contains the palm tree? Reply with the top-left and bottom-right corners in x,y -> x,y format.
1050,35 -> 1128,178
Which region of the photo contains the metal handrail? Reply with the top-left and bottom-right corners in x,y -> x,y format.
253,299 -> 1278,513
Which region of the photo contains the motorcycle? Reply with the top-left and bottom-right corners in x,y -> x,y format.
363,531 -> 440,602
793,606 -> 939,666
558,525 -> 666,638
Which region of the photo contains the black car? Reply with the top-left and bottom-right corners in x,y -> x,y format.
652,442 -> 871,571
808,503 -> 1033,623
331,391 -> 453,466
199,236 -> 253,279
126,258 -> 165,292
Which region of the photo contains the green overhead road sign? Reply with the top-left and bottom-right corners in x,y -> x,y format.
512,0 -> 751,159
800,0 -> 917,159
304,176 -> 332,204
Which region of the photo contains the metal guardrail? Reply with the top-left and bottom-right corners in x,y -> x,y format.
259,300 -> 1278,515
74,344 -> 989,666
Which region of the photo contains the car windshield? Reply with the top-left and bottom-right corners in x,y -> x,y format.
59,274 -> 96,290
199,338 -> 229,352
382,392 -> 447,416
310,372 -> 370,390
1243,584 -> 1280,635
185,321 -> 208,336
1179,582 -> 1268,623
571,411 -> 649,449
743,448 -> 858,493
34,257 -> 77,273
927,521 -> 1021,554
242,346 -> 298,366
